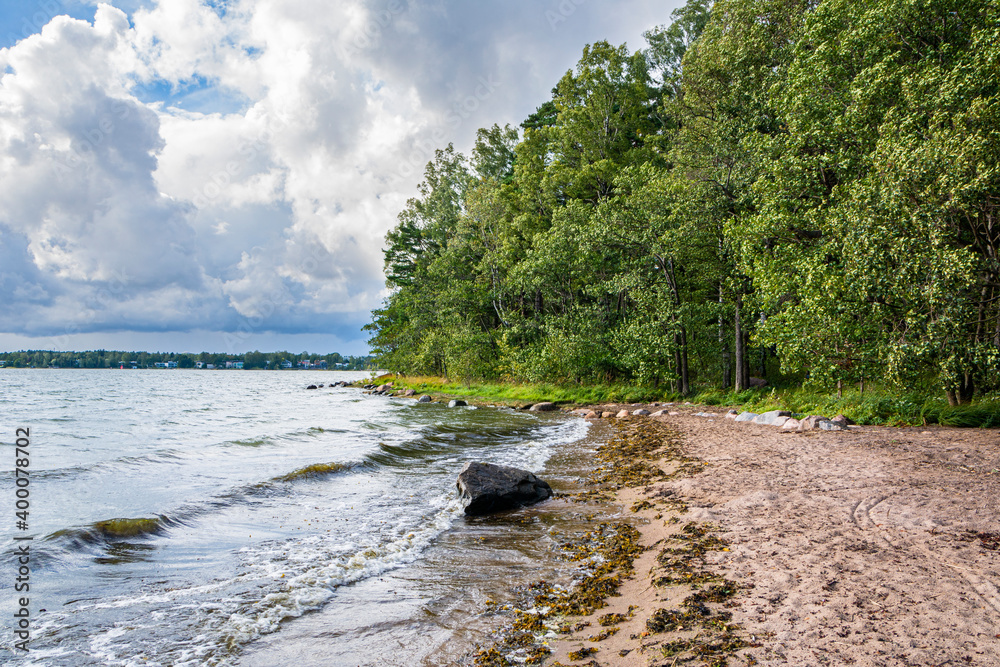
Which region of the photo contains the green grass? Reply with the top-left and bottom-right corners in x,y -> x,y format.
377,374 -> 1000,427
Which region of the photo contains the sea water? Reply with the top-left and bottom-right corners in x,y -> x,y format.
0,370 -> 595,666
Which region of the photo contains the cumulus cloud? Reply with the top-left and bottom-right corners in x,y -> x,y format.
0,0 -> 679,354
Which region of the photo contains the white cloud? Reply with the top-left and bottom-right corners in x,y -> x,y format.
0,0 -> 681,353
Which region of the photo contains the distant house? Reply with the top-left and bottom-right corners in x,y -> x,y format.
317,360 -> 328,369
154,362 -> 168,368
206,364 -> 216,370
166,361 -> 178,369
234,361 -> 244,369
196,361 -> 204,369
280,360 -> 293,369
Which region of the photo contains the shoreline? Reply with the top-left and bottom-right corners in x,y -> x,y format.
346,384 -> 1000,665
529,404 -> 999,666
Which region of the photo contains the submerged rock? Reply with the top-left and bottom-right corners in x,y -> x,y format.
417,395 -> 432,403
448,399 -> 467,408
456,462 -> 553,515
528,402 -> 558,412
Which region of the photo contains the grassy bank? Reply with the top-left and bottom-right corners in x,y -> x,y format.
372,375 -> 1000,428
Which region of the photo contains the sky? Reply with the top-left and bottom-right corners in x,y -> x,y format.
0,0 -> 683,356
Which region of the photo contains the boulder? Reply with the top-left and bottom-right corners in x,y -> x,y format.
583,410 -> 599,419
819,420 -> 846,431
403,389 -> 416,397
417,395 -> 432,403
456,462 -> 552,515
632,409 -> 651,416
616,409 -> 630,419
752,410 -> 792,426
781,418 -> 801,431
832,414 -> 855,427
529,402 -> 558,412
773,416 -> 790,427
734,411 -> 758,423
306,385 -> 318,390
448,399 -> 468,408
797,415 -> 831,431
724,410 -> 739,420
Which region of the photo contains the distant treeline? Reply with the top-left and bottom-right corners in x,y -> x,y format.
0,350 -> 372,370
366,0 -> 1000,405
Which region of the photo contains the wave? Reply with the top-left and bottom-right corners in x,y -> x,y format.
273,462 -> 352,482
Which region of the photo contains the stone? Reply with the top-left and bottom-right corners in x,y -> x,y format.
306,385 -> 318,390
632,409 -> 651,416
456,462 -> 553,515
749,377 -> 768,388
616,409 -> 630,418
403,389 -> 416,397
668,411 -> 680,416
752,410 -> 792,425
734,411 -> 758,422
417,395 -> 432,403
781,418 -> 801,431
448,399 -> 468,408
773,416 -> 790,427
724,410 -> 739,419
797,415 -> 830,431
529,402 -> 558,412
694,412 -> 718,417
819,420 -> 845,431
832,414 -> 855,427
650,410 -> 669,417
583,410 -> 599,419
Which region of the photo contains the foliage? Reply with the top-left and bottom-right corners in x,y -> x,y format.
367,0 -> 1000,407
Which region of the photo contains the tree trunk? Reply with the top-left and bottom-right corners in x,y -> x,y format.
734,297 -> 749,391
719,286 -> 731,389
679,325 -> 690,395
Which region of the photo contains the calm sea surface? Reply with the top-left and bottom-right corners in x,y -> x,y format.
0,369 -> 599,666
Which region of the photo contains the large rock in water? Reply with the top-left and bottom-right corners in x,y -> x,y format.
456,462 -> 553,515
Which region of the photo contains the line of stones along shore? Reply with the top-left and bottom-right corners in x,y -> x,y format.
569,407 -> 858,432
318,382 -> 857,432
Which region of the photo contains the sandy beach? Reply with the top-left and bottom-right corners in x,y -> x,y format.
533,404 -> 1000,666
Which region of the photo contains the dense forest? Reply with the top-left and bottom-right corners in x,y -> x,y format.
367,0 -> 999,405
0,350 -> 371,370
